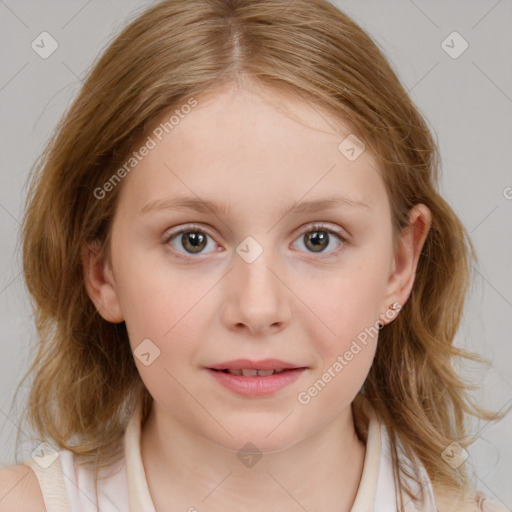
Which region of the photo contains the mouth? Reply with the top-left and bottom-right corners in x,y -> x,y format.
210,368 -> 295,377
205,359 -> 308,397
207,359 -> 308,375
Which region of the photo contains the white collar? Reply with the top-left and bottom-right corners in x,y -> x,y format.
124,396 -> 437,511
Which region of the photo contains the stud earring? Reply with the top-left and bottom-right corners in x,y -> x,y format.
378,301 -> 402,329
389,302 -> 401,311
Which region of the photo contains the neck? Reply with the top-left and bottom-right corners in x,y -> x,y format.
140,402 -> 366,512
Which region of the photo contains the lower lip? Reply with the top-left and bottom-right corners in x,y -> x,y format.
206,368 -> 306,397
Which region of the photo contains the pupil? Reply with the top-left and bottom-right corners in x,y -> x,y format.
307,230 -> 328,252
184,232 -> 206,252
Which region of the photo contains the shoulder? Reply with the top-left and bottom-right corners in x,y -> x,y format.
434,485 -> 509,512
0,463 -> 46,512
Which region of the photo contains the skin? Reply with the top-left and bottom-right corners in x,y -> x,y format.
83,80 -> 431,512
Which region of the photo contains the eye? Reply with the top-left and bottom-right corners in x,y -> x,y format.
292,223 -> 346,256
163,224 -> 218,256
162,223 -> 347,258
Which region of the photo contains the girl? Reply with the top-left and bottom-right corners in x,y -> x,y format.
0,0 -> 508,510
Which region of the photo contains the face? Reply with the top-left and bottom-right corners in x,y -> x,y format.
84,83 -> 428,453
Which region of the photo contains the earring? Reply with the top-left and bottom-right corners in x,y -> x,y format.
389,302 -> 401,311
378,301 -> 402,329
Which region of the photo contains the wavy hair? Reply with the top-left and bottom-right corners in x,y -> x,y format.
13,0 -> 505,507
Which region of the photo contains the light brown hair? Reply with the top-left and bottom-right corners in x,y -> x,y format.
13,0 -> 506,507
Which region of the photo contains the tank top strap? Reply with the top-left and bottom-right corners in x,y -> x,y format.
22,450 -> 73,512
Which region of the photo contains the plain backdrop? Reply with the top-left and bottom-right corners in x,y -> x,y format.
0,0 -> 511,508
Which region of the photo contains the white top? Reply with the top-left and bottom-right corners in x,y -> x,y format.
21,396 -> 506,511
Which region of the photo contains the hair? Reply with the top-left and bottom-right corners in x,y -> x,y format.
12,0 -> 507,508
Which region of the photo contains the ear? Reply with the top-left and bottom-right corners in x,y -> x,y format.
381,204 -> 432,322
81,240 -> 124,323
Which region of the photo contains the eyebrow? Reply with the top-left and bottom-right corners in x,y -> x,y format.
140,194 -> 370,218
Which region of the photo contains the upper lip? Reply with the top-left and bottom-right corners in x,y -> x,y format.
207,359 -> 306,371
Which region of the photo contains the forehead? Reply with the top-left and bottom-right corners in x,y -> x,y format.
115,85 -> 388,221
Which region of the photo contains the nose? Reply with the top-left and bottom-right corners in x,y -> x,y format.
221,245 -> 291,336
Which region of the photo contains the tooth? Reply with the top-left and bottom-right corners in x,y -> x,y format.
257,369 -> 275,376
241,369 -> 258,377
227,369 -> 242,376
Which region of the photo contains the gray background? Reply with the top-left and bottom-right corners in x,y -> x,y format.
0,0 -> 510,507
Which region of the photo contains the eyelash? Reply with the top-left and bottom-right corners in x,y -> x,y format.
162,223 -> 348,260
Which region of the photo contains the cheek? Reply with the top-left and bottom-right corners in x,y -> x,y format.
116,253 -> 214,371
120,274 -> 208,408
293,266 -> 384,412
291,247 -> 390,402
296,250 -> 390,348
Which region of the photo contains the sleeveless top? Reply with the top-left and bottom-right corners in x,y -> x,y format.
21,396 -> 506,511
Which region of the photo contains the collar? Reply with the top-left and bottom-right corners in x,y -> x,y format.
124,396 -> 435,511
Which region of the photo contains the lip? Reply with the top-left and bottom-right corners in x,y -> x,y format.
207,359 -> 305,371
205,367 -> 307,397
